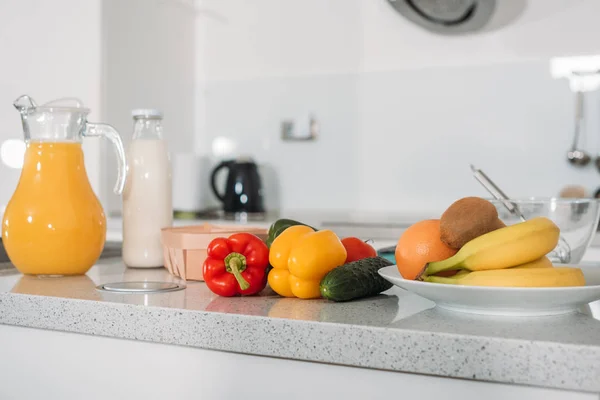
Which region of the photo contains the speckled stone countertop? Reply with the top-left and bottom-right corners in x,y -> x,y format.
0,259 -> 600,393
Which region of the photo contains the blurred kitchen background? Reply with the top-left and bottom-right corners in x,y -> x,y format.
1,0 -> 600,220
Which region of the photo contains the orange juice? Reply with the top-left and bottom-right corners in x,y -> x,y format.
2,141 -> 106,275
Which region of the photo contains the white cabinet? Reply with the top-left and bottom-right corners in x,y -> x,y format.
0,324 -> 595,400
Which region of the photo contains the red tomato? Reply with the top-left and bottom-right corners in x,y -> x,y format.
341,237 -> 377,263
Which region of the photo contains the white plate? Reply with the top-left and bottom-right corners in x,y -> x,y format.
378,265 -> 600,316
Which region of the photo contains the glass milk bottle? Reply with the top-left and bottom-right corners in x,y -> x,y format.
122,109 -> 173,268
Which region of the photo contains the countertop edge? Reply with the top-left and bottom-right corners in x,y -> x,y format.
0,292 -> 598,393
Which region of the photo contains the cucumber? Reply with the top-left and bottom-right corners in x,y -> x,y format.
266,218 -> 316,248
320,257 -> 394,302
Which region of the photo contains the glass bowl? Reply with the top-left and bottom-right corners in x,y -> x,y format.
489,198 -> 600,264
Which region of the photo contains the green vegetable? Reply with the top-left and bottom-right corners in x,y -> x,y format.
265,218 -> 315,248
319,257 -> 394,302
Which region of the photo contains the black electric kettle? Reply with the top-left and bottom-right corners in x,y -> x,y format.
210,157 -> 265,215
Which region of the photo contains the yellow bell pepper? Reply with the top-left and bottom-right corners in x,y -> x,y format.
268,225 -> 347,299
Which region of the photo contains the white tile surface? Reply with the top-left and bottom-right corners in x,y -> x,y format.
193,0 -> 600,215
199,63 -> 600,214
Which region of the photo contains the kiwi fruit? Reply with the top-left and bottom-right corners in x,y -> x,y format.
440,197 -> 506,249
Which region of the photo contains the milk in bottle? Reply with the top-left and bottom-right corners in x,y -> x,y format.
122,109 -> 173,268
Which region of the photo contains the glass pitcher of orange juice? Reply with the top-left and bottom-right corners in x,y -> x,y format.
2,95 -> 127,276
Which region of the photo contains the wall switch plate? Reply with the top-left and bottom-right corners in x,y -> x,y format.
281,115 -> 319,142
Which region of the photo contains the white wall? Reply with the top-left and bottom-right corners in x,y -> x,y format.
194,0 -> 600,216
199,0 -> 600,79
8,1 -> 599,217
102,0 -> 197,215
0,0 -> 103,209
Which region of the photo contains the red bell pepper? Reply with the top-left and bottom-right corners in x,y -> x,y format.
203,232 -> 269,297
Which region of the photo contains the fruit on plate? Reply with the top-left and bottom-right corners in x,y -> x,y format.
266,218 -> 316,248
421,216 -> 560,277
320,256 -> 394,302
395,219 -> 458,280
511,256 -> 553,269
440,197 -> 506,249
341,237 -> 377,263
268,225 -> 347,299
424,267 -> 585,287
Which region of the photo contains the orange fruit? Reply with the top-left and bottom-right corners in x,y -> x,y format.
395,219 -> 458,280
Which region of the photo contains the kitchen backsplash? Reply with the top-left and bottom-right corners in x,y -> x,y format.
197,60 -> 600,216
100,0 -> 600,216
191,0 -> 600,217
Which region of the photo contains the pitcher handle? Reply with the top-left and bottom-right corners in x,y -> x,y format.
84,123 -> 127,195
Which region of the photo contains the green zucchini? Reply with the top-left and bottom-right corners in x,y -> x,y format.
265,218 -> 316,248
320,257 -> 394,302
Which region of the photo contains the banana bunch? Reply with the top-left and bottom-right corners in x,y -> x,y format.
425,267 -> 585,287
420,217 -> 586,288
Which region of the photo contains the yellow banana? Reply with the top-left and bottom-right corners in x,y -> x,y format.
511,256 -> 553,269
425,267 -> 585,288
445,256 -> 553,274
423,217 -> 559,276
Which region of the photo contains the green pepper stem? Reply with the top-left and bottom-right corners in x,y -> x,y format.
225,253 -> 250,290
